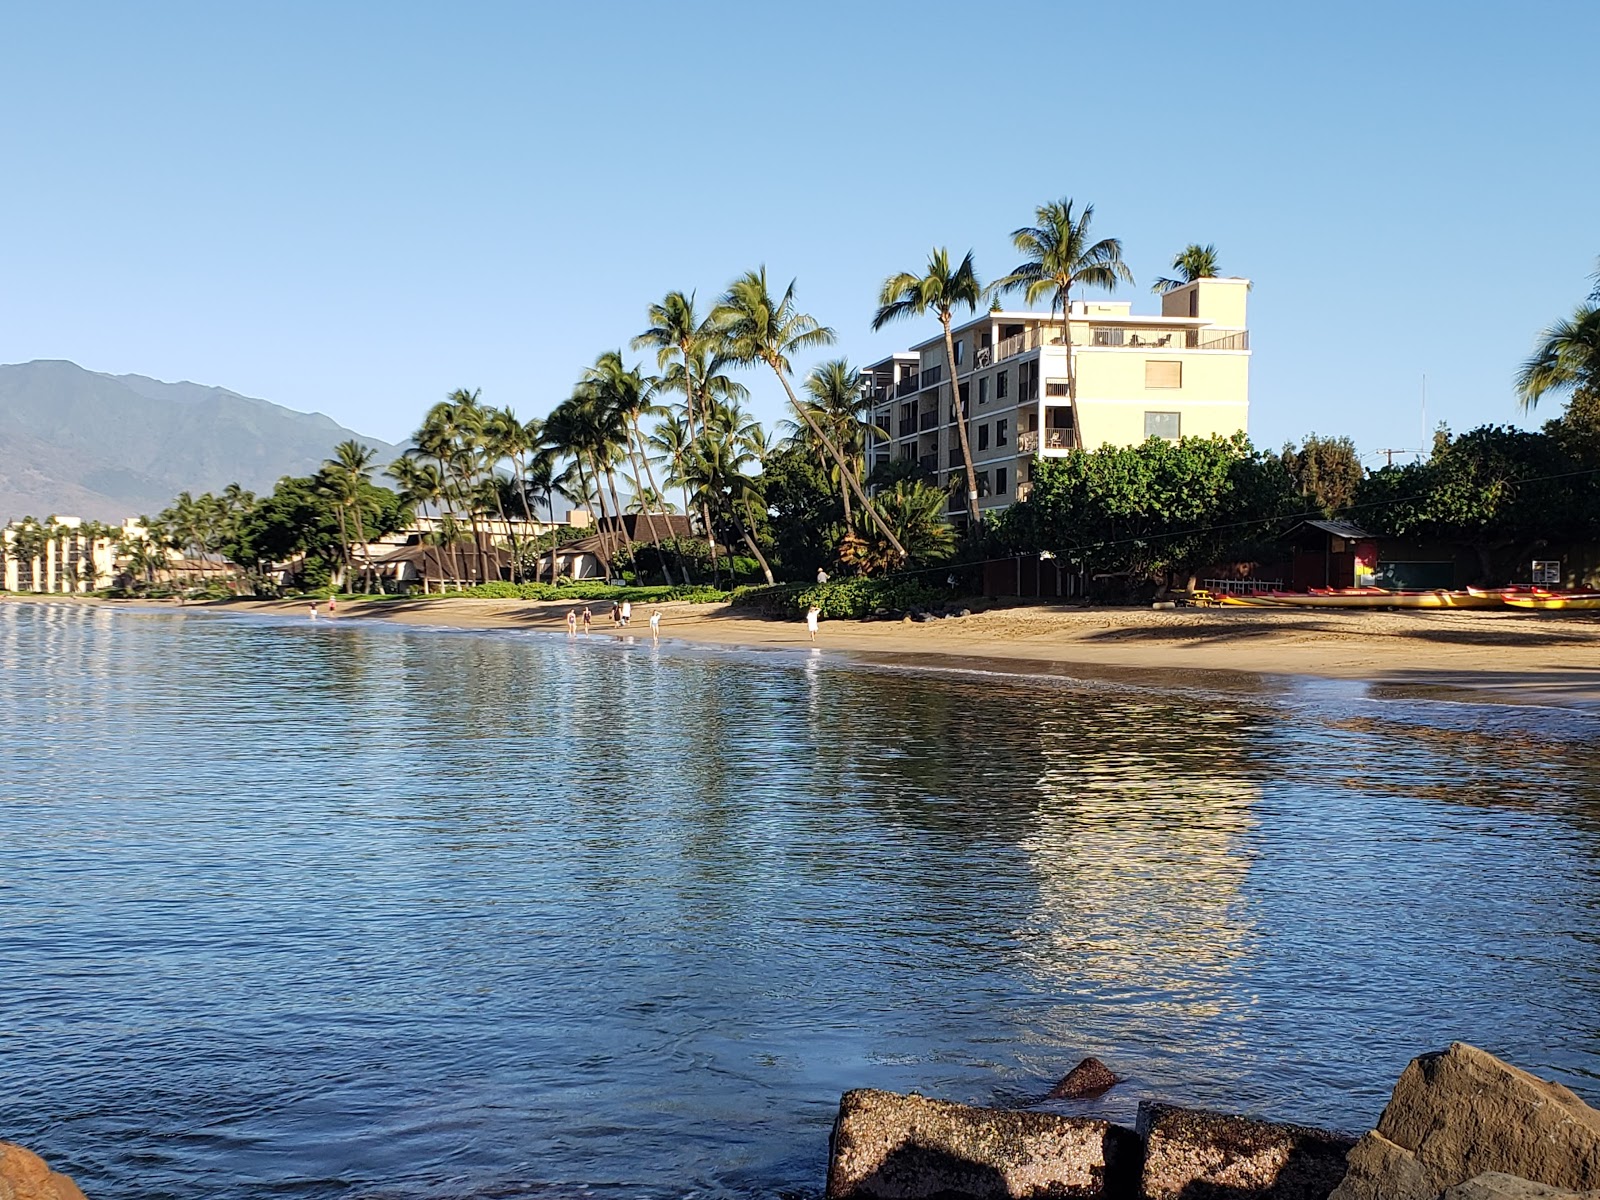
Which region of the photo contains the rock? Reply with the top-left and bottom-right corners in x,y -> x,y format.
826,1088 -> 1139,1200
958,608 -> 972,617
0,1142 -> 90,1200
1328,1043 -> 1600,1200
1330,1131 -> 1434,1200
1049,1058 -> 1119,1100
1137,1103 -> 1355,1200
1446,1174 -> 1600,1200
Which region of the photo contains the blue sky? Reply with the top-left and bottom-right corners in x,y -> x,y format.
2,1 -> 1595,465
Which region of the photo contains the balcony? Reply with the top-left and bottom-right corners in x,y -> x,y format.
918,410 -> 939,431
1089,326 -> 1250,350
1017,429 -> 1074,454
897,418 -> 916,437
918,454 -> 938,474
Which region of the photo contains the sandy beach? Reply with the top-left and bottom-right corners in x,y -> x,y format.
141,594 -> 1600,712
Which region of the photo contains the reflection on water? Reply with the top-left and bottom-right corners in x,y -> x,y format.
2,602 -> 1599,1200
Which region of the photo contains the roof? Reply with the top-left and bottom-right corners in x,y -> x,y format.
1290,519 -> 1373,539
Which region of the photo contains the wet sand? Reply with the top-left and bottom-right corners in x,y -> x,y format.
182,595 -> 1600,712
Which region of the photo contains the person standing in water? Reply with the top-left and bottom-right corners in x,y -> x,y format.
328,594 -> 337,614
566,609 -> 578,635
649,608 -> 662,640
309,601 -> 318,621
580,606 -> 592,634
620,599 -> 632,627
805,604 -> 820,643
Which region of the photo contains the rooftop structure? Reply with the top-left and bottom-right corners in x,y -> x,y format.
864,277 -> 1251,518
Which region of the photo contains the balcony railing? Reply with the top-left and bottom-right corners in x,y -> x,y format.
895,376 -> 920,397
918,454 -> 938,474
898,418 -> 916,437
918,410 -> 939,431
1088,326 -> 1250,350
1017,429 -> 1074,454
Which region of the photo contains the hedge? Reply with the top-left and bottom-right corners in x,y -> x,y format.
425,581 -> 730,603
730,577 -> 947,620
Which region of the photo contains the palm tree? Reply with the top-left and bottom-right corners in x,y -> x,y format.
579,351 -> 677,584
873,249 -> 985,521
1517,260 -> 1600,412
712,267 -> 907,560
485,408 -> 540,580
546,392 -> 620,579
1151,244 -> 1222,293
836,479 -> 955,576
323,441 -> 379,592
386,456 -> 452,586
685,407 -> 775,585
790,359 -> 885,530
994,199 -> 1134,450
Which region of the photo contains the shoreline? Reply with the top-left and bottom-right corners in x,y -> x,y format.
15,593 -> 1600,714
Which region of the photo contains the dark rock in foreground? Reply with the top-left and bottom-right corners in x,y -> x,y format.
826,1088 -> 1139,1199
1049,1058 -> 1119,1100
0,1141 -> 90,1200
1329,1043 -> 1600,1200
1445,1174 -> 1600,1200
1137,1103 -> 1354,1200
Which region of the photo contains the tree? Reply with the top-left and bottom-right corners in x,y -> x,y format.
712,267 -> 907,559
1151,244 -> 1222,294
836,480 -> 955,576
873,249 -> 985,521
682,398 -> 776,584
1281,434 -> 1364,515
788,358 -> 884,531
322,440 -> 379,591
994,199 -> 1134,450
578,350 -> 676,583
758,444 -> 842,579
995,433 -> 1295,588
238,473 -> 410,590
1517,258 -> 1600,413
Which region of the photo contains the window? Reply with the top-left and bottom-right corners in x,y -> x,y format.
1019,360 -> 1038,401
978,377 -> 989,405
958,382 -> 970,408
996,419 -> 1009,447
976,470 -> 991,497
995,467 -> 1008,495
1045,379 -> 1069,398
1145,411 -> 1181,439
1145,360 -> 1182,389
977,424 -> 989,451
900,444 -> 916,461
954,339 -> 965,366
1189,290 -> 1199,318
996,370 -> 1009,399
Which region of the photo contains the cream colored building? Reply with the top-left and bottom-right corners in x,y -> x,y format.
2,516 -> 123,593
864,277 -> 1250,517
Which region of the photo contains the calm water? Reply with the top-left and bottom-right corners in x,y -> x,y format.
4,602 -> 1600,1199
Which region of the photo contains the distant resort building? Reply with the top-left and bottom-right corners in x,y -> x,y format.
864,278 -> 1251,519
2,516 -> 125,593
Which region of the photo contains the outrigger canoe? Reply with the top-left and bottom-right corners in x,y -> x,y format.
1220,589 -> 1502,610
1502,593 -> 1600,611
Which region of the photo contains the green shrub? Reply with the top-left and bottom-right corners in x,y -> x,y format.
434,581 -> 731,604
730,577 -> 946,619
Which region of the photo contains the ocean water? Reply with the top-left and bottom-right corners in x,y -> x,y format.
3,601 -> 1599,1199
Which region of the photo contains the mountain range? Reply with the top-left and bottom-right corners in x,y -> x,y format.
0,360 -> 403,521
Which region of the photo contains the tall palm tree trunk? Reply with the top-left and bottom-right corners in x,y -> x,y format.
766,362 -> 908,559
582,453 -> 617,579
1060,291 -> 1084,451
627,416 -> 676,585
729,503 -> 775,585
943,313 -> 981,521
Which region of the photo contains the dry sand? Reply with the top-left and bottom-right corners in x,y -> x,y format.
168,594 -> 1600,712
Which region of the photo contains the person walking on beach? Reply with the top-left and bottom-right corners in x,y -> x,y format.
620,599 -> 632,627
581,605 -> 592,634
806,603 -> 820,643
566,608 -> 578,635
649,608 -> 661,640
610,600 -> 620,627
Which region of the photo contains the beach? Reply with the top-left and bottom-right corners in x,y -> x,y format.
165,595 -> 1600,711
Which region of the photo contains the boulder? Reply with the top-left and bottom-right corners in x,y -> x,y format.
1136,1103 -> 1355,1200
0,1142 -> 90,1200
826,1088 -> 1139,1200
1049,1058 -> 1120,1100
1329,1043 -> 1600,1200
1446,1174 -> 1600,1200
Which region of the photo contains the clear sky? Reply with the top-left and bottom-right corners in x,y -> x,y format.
3,1 -> 1595,466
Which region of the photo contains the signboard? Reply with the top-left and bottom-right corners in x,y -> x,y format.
1531,560 -> 1562,585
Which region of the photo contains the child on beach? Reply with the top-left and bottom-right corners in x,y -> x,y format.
328,595 -> 336,614
649,608 -> 661,640
805,604 -> 820,643
566,609 -> 578,635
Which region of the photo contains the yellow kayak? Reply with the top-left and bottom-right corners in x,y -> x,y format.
1220,590 -> 1501,610
1503,594 -> 1600,611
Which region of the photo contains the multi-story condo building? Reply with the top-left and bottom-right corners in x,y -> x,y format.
2,515 -> 123,593
864,277 -> 1250,518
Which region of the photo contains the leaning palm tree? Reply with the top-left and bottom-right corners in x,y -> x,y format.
1150,244 -> 1221,294
873,249 -> 985,521
712,267 -> 907,560
1517,261 -> 1600,411
578,351 -> 676,584
792,359 -> 885,529
994,200 -> 1134,451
